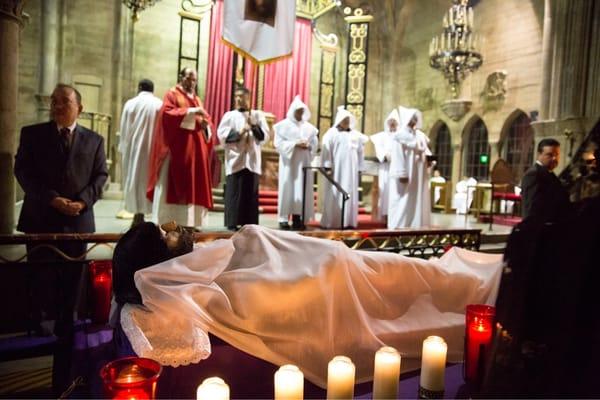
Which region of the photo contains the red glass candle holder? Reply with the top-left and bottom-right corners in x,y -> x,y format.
100,357 -> 162,400
464,304 -> 495,383
89,260 -> 112,324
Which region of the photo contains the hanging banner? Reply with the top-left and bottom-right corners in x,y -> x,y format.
222,0 -> 296,64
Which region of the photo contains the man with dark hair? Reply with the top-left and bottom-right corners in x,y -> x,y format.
118,78 -> 162,224
15,83 -> 108,257
521,138 -> 572,222
147,67 -> 216,229
217,86 -> 270,230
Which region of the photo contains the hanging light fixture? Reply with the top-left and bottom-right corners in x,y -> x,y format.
429,0 -> 483,99
123,0 -> 161,22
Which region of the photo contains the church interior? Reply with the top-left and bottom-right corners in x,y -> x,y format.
0,0 -> 599,398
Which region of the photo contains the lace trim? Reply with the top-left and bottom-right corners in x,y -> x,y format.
121,304 -> 212,367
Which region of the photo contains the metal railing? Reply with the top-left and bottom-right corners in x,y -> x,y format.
302,166 -> 349,229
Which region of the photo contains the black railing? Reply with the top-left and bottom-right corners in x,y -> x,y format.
302,166 -> 349,230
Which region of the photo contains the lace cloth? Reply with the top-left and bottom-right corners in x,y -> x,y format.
120,303 -> 211,367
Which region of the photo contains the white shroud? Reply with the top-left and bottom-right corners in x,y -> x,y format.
274,96 -> 318,222
131,225 -> 503,388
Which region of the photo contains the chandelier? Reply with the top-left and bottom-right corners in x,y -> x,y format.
429,0 -> 483,98
123,0 -> 161,21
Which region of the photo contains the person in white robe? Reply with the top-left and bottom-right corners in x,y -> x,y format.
370,109 -> 401,222
274,96 -> 318,230
320,106 -> 369,229
217,87 -> 270,231
388,106 -> 432,229
118,79 -> 162,222
453,176 -> 478,214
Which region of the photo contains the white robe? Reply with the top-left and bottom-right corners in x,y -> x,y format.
430,176 -> 447,204
388,107 -> 432,229
217,109 -> 270,176
320,128 -> 368,229
118,91 -> 162,214
370,109 -> 401,221
274,97 -> 318,222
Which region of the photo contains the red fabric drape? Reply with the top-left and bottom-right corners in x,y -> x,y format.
204,0 -> 233,129
262,18 -> 313,122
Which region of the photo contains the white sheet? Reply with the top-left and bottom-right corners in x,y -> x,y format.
133,225 -> 503,387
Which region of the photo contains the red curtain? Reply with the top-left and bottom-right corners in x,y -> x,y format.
205,3 -> 313,124
204,0 -> 233,129
262,18 -> 313,122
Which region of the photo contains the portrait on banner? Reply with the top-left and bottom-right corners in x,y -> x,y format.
244,0 -> 277,27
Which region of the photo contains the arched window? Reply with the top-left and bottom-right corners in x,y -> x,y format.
432,123 -> 453,179
464,119 -> 490,180
503,113 -> 534,182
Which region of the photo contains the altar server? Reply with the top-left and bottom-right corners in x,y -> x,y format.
274,96 -> 318,229
320,106 -> 369,229
217,86 -> 270,231
370,109 -> 401,222
118,79 -> 162,222
388,106 -> 432,229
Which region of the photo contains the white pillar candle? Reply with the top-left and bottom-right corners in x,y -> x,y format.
373,346 -> 401,400
327,356 -> 355,400
275,364 -> 304,400
419,336 -> 447,392
197,377 -> 230,400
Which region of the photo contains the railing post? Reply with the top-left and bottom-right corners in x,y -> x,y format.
301,167 -> 307,229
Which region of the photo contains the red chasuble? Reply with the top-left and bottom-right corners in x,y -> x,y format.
147,86 -> 215,208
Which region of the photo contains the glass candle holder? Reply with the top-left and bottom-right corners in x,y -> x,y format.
464,304 -> 495,383
100,357 -> 162,400
89,260 -> 112,324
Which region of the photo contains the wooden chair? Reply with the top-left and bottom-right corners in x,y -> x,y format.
489,159 -> 522,227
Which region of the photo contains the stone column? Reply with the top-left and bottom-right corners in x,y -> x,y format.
532,0 -> 596,169
0,1 -> 25,234
35,0 -> 60,120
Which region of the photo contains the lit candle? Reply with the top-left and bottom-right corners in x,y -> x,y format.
443,15 -> 448,28
449,8 -> 453,27
373,346 -> 401,400
465,319 -> 492,380
327,356 -> 355,400
440,35 -> 445,51
274,364 -> 304,400
196,377 -> 230,400
419,336 -> 447,395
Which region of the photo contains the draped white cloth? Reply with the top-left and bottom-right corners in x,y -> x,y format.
370,109 -> 401,221
388,106 -> 433,229
131,225 -> 503,388
274,96 -> 318,222
118,91 -> 162,214
320,107 -> 369,228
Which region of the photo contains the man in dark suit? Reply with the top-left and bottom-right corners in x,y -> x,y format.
14,84 -> 108,394
14,83 -> 108,259
521,138 -> 572,223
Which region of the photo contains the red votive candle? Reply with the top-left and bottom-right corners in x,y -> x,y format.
89,260 -> 112,324
464,304 -> 495,382
100,357 -> 162,400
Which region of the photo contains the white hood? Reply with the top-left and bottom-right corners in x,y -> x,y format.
398,106 -> 423,131
286,95 -> 311,122
384,108 -> 401,133
333,106 -> 357,130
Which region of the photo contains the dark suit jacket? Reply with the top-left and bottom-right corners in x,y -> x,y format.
521,162 -> 572,223
14,121 -> 108,233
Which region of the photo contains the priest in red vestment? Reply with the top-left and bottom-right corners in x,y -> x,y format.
147,67 -> 216,228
